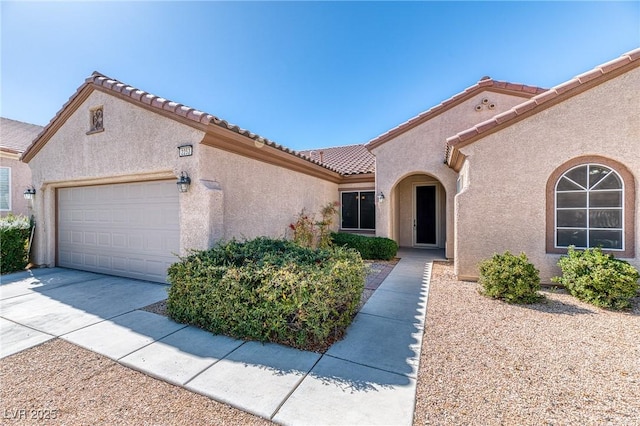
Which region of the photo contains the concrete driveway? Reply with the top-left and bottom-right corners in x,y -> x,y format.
0,268 -> 169,358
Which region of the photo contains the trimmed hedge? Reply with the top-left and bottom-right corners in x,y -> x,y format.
1,215 -> 32,274
553,246 -> 639,310
330,232 -> 398,260
478,251 -> 543,304
167,238 -> 366,352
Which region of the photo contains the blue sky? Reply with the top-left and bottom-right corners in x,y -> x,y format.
1,1 -> 638,151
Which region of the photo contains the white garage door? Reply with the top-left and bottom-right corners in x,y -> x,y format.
58,181 -> 180,283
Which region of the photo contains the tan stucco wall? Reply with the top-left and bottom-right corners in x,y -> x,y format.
0,155 -> 32,217
371,91 -> 530,257
454,67 -> 640,282
27,90 -> 342,270
26,90 -> 206,267
199,145 -> 338,240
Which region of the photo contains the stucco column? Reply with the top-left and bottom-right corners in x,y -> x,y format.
179,178 -> 224,254
376,184 -> 392,239
31,184 -> 54,267
445,189 -> 455,259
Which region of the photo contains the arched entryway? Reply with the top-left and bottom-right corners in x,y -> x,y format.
390,173 -> 446,249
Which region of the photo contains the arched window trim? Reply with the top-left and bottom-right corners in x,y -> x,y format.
546,156 -> 635,257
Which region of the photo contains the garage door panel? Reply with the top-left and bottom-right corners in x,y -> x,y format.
84,209 -> 99,222
84,254 -> 97,267
84,232 -> 97,245
58,181 -> 179,283
71,210 -> 83,222
72,231 -> 83,243
97,233 -> 110,246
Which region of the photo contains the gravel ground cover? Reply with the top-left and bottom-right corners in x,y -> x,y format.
0,339 -> 272,425
413,261 -> 640,426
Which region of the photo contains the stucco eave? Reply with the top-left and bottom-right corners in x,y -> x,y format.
1,149 -> 21,160
446,147 -> 466,172
340,173 -> 375,184
201,129 -> 343,184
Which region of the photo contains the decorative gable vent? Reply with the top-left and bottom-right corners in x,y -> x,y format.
475,98 -> 496,111
88,106 -> 104,134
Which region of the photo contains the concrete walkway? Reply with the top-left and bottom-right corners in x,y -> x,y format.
0,249 -> 444,425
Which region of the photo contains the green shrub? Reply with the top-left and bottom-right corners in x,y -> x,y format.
553,246 -> 639,310
1,215 -> 32,274
478,251 -> 542,304
166,237 -> 366,352
330,232 -> 398,260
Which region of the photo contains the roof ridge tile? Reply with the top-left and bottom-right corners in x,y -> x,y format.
22,71 -> 346,174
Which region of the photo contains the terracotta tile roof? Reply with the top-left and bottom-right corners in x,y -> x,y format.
0,117 -> 43,154
299,144 -> 375,175
366,78 -> 546,150
21,72 -> 342,175
445,48 -> 640,171
89,73 -> 344,172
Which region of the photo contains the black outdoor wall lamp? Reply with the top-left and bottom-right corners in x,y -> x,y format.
23,186 -> 36,200
176,172 -> 191,193
378,191 -> 385,203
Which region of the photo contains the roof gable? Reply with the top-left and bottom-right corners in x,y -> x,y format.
366,78 -> 546,150
20,72 -> 342,181
446,48 -> 640,172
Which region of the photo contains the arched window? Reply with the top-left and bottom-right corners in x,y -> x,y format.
546,156 -> 635,257
555,164 -> 623,250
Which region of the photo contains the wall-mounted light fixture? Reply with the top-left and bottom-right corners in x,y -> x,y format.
378,191 -> 385,203
178,144 -> 193,157
176,172 -> 191,193
23,186 -> 36,200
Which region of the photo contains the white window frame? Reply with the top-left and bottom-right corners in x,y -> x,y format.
340,190 -> 375,231
0,167 -> 11,211
554,163 -> 624,251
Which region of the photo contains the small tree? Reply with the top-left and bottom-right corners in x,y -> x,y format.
316,201 -> 339,249
289,201 -> 339,249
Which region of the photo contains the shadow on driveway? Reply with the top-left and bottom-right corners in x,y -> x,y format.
1,251 -> 441,424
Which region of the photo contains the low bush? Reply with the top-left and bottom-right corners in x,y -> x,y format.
478,251 -> 543,304
330,232 -> 398,260
553,246 -> 639,310
166,237 -> 366,352
1,215 -> 32,274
